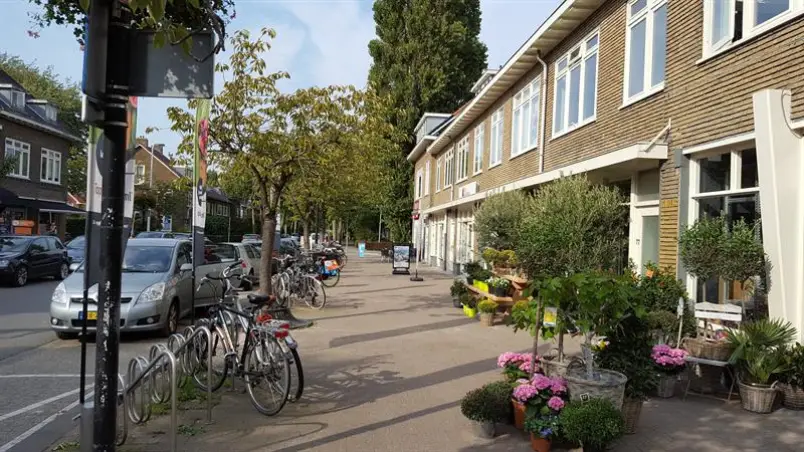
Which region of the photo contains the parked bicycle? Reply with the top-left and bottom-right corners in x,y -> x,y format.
272,255 -> 327,310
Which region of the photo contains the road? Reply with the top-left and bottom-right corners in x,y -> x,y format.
0,278 -> 161,452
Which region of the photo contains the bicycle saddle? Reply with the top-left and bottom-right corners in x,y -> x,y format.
247,293 -> 273,305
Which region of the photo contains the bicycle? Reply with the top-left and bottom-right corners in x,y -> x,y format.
272,255 -> 327,310
192,262 -> 294,415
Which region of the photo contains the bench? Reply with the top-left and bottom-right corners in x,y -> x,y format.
683,302 -> 742,402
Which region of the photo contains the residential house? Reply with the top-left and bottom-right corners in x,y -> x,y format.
0,69 -> 83,239
133,138 -> 190,230
409,0 -> 804,338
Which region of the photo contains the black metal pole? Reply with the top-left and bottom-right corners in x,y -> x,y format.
93,3 -> 130,450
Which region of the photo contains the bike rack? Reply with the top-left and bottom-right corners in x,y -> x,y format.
116,325 -> 214,452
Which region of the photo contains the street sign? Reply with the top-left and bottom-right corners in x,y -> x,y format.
162,215 -> 172,232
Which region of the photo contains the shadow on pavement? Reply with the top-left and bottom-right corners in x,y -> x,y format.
328,317 -> 472,348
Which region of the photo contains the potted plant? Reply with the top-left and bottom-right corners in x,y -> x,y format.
451,279 -> 468,308
474,190 -> 530,252
719,219 -> 769,315
465,261 -> 483,285
478,299 -> 498,326
779,343 -> 804,409
498,352 -> 537,383
493,278 -> 512,297
651,344 -> 688,398
460,381 -> 512,438
560,398 -> 625,452
462,297 -> 478,319
474,273 -> 491,293
727,318 -> 797,413
524,414 -> 560,452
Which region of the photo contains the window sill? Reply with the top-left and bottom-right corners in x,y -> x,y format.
7,174 -> 30,181
697,9 -> 804,65
510,145 -> 538,161
456,177 -> 469,184
488,162 -> 502,170
621,84 -> 665,109
550,117 -> 596,141
473,170 -> 483,176
41,179 -> 61,186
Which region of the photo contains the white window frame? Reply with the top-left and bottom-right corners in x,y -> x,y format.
424,160 -> 431,195
3,138 -> 30,179
456,136 -> 469,182
435,157 -> 442,192
552,29 -> 600,139
685,147 -> 760,302
489,109 -> 504,168
623,0 -> 667,106
702,0 -> 804,60
40,148 -> 62,185
10,91 -> 25,110
444,148 -> 455,188
415,168 -> 424,199
511,78 -> 541,158
135,164 -> 146,185
473,123 -> 485,175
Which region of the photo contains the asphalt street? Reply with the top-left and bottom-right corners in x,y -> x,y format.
0,278 -> 162,452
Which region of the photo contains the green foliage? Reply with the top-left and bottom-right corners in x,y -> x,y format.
739,347 -> 789,385
720,219 -> 768,294
475,191 -> 531,251
524,413 -> 561,439
0,155 -> 17,180
477,299 -> 498,314
509,300 -> 540,337
595,311 -> 658,401
367,0 -> 487,241
450,280 -> 468,297
559,399 -> 625,450
65,217 -> 85,237
517,176 -> 628,279
464,261 -> 483,279
639,263 -> 695,339
780,343 -> 804,389
489,277 -> 510,290
726,318 -> 797,381
460,381 -> 512,423
678,215 -> 727,282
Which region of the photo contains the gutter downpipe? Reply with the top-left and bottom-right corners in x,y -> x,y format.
536,51 -> 548,173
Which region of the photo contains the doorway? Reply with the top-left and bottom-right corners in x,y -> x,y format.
630,205 -> 660,275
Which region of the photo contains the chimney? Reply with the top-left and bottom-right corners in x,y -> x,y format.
136,137 -> 149,148
153,144 -> 164,156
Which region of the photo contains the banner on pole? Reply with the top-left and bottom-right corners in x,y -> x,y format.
192,99 -> 211,266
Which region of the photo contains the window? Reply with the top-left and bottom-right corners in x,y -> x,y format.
553,31 -> 599,136
177,243 -> 192,267
415,169 -> 424,199
473,124 -> 485,174
40,149 -> 62,184
704,0 -> 801,57
11,91 -> 25,110
424,161 -> 431,195
456,136 -> 469,181
135,164 -> 146,185
625,0 -> 667,103
511,78 -> 541,157
688,148 -> 761,303
489,109 -> 504,166
4,138 -> 30,179
444,148 -> 455,188
435,158 -> 442,192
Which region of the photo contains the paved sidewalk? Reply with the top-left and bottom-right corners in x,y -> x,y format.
50,255 -> 803,451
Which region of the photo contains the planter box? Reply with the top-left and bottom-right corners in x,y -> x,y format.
474,280 -> 489,293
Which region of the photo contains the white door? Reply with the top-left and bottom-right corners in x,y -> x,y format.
630,206 -> 660,275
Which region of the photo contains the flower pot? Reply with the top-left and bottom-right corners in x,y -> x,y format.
462,305 -> 477,318
529,434 -> 551,452
471,420 -> 495,438
541,358 -> 569,378
479,312 -> 494,326
475,281 -> 489,293
565,367 -> 628,410
512,399 -> 526,429
782,383 -> 804,410
622,398 -> 643,434
466,276 -> 474,285
738,381 -> 778,414
452,297 -> 463,308
656,374 -> 676,398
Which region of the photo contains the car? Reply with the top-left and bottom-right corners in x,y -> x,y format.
50,238 -> 240,340
65,235 -> 86,267
0,235 -> 70,286
173,233 -> 191,240
221,242 -> 262,289
136,231 -> 175,238
242,234 -> 260,243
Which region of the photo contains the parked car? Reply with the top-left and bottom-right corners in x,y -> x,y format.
136,231 -> 175,238
222,242 -> 262,289
0,235 -> 70,286
173,233 -> 191,240
65,235 -> 85,266
242,234 -> 260,243
50,238 -> 240,340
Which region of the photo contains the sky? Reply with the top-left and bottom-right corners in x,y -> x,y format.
2,0 -> 561,157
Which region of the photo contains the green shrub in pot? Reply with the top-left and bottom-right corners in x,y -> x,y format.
559,398 -> 624,452
478,299 -> 499,314
460,381 -> 514,437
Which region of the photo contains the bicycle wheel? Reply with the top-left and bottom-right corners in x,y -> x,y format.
288,347 -> 304,403
302,275 -> 327,310
244,335 -> 291,416
319,269 -> 340,288
338,253 -> 348,269
192,328 -> 230,393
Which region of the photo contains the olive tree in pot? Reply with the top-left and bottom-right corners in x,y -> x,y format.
515,176 -> 627,377
474,190 -> 531,252
719,219 -> 771,316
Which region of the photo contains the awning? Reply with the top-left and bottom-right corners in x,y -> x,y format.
33,199 -> 85,214
0,187 -> 20,206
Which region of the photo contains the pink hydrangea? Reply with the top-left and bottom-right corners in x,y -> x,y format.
497,352 -> 520,368
549,377 -> 567,394
531,374 -> 552,391
547,396 -> 565,411
652,344 -> 688,369
512,383 -> 538,403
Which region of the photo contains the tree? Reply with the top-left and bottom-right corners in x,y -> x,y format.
0,53 -> 87,193
367,0 -> 488,241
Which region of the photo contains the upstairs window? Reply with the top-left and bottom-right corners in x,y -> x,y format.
10,91 -> 25,110
489,108 -> 504,166
704,0 -> 800,57
4,138 -> 30,179
553,30 -> 599,137
135,164 -> 146,185
444,148 -> 455,188
424,160 -> 431,195
473,123 -> 485,174
456,136 -> 469,181
435,157 -> 442,192
41,149 -> 62,184
415,169 -> 423,199
625,0 -> 667,103
511,78 -> 541,157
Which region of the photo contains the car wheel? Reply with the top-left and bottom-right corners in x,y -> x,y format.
13,266 -> 28,287
56,331 -> 78,340
161,300 -> 179,337
56,263 -> 69,280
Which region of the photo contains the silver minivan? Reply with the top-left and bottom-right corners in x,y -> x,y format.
49,238 -> 237,339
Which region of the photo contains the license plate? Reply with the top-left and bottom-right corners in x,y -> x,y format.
79,311 -> 97,321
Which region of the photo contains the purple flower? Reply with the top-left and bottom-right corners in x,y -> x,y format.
549,377 -> 567,394
532,374 -> 552,391
512,383 -> 538,403
547,396 -> 565,411
540,427 -> 553,438
497,352 -> 519,368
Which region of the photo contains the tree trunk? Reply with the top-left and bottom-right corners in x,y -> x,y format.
259,211 -> 276,295
302,220 -> 310,250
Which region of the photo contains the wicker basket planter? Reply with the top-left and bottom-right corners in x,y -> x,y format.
656,374 -> 676,398
682,337 -> 733,361
738,381 -> 778,414
565,367 -> 628,410
479,312 -> 494,327
781,383 -> 804,410
541,358 -> 569,378
622,398 -> 644,434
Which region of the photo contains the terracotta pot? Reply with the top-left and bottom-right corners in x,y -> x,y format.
511,399 -> 526,429
529,434 -> 551,452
